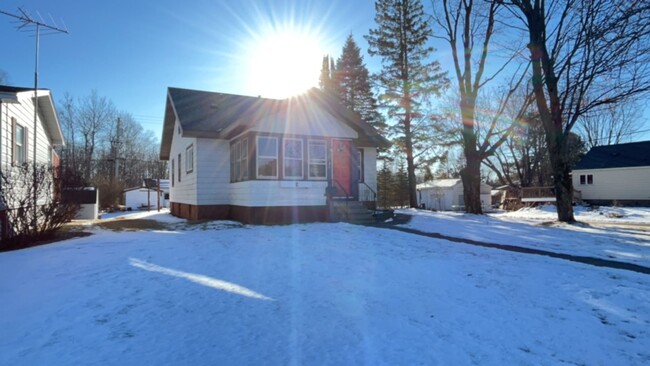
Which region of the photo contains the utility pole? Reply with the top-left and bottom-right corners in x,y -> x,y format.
1,7 -> 68,232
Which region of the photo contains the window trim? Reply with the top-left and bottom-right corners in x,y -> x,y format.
13,119 -> 27,165
241,138 -> 248,180
587,174 -> 593,185
256,136 -> 279,179
357,148 -> 364,183
177,153 -> 181,182
171,159 -> 175,187
185,144 -> 194,174
283,138 -> 304,180
308,139 -> 327,180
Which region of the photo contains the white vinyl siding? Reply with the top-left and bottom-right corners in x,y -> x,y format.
256,136 -> 278,179
283,138 -> 303,179
1,95 -> 55,169
167,118 -> 197,204
572,167 -> 650,201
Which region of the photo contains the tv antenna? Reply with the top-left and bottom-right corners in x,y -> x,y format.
1,7 -> 68,231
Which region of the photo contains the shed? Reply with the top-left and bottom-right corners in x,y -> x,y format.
417,179 -> 492,211
124,187 -> 165,210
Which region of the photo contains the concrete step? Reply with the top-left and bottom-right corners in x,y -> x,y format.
329,201 -> 375,225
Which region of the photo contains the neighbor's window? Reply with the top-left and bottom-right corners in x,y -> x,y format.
14,122 -> 26,164
185,145 -> 194,174
257,136 -> 278,179
587,174 -> 593,184
580,174 -> 594,185
580,175 -> 586,185
308,140 -> 327,180
178,153 -> 181,182
283,138 -> 303,179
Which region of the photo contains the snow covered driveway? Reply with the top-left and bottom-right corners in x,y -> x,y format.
1,220 -> 649,365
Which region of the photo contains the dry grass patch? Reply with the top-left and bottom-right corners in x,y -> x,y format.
94,219 -> 170,232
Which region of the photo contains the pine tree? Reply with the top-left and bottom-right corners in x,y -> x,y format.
335,35 -> 386,133
365,0 -> 448,208
319,55 -> 336,95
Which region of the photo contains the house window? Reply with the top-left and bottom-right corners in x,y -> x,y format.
230,139 -> 249,182
283,138 -> 303,179
308,140 -> 327,180
186,145 -> 194,174
171,159 -> 175,187
241,138 -> 248,180
257,136 -> 278,179
14,121 -> 27,164
357,149 -> 364,183
579,175 -> 585,185
579,174 -> 594,185
178,153 -> 181,182
587,174 -> 593,184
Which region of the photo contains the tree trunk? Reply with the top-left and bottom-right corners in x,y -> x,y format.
404,115 -> 419,208
461,154 -> 483,214
460,100 -> 483,214
547,134 -> 575,222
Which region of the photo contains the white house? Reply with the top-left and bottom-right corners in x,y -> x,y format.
416,179 -> 492,211
572,140 -> 650,205
159,87 -> 389,224
0,85 -> 65,238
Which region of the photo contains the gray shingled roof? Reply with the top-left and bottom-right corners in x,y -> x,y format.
160,87 -> 390,160
574,140 -> 650,170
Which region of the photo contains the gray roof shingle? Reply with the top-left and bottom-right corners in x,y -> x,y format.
574,140 -> 650,170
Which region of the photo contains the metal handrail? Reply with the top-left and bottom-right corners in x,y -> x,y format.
359,181 -> 377,202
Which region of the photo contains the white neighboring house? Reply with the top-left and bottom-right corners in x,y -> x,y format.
0,85 -> 65,238
159,87 -> 389,224
572,140 -> 650,205
417,179 -> 492,211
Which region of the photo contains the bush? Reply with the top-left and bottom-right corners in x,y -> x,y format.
0,163 -> 83,250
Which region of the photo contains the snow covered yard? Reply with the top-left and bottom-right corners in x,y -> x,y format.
1,211 -> 649,365
399,206 -> 650,267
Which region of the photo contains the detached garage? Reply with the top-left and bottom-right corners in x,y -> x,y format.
417,179 -> 492,211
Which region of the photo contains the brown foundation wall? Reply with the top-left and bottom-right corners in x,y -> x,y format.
170,202 -> 327,224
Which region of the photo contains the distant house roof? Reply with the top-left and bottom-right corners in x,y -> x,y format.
417,179 -> 462,189
0,85 -> 64,146
160,87 -> 390,160
574,140 -> 650,170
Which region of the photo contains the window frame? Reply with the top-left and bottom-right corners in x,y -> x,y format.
171,159 -> 175,187
579,174 -> 586,185
283,138 -> 304,180
185,144 -> 194,174
241,138 -> 248,181
308,139 -> 327,180
177,153 -> 181,182
13,120 -> 27,165
256,136 -> 279,179
587,174 -> 593,185
357,148 -> 364,183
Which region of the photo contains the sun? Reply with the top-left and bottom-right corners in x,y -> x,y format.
247,29 -> 326,99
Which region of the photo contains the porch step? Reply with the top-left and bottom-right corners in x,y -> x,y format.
329,200 -> 375,225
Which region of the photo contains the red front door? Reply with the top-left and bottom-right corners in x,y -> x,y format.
332,139 -> 352,196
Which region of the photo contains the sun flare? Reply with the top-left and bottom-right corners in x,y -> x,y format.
247,29 -> 326,99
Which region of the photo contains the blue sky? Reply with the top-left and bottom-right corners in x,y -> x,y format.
2,0 -> 649,141
1,0 -> 380,136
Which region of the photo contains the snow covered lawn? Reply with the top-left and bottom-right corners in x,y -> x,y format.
1,211 -> 649,365
399,206 -> 650,267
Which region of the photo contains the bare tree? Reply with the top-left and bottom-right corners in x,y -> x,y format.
78,90 -> 116,182
432,0 -> 533,214
577,98 -> 643,149
500,0 -> 650,222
